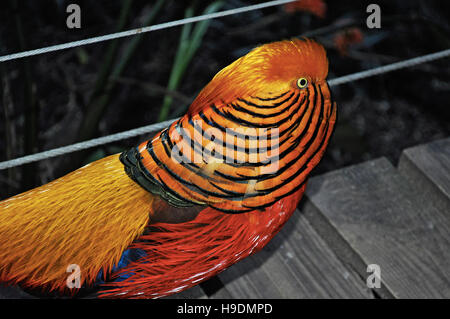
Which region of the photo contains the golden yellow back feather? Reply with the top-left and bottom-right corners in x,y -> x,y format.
0,154 -> 152,291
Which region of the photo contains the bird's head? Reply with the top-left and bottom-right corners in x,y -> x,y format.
188,38 -> 330,115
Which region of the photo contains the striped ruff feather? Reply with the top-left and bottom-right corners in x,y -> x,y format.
132,82 -> 336,213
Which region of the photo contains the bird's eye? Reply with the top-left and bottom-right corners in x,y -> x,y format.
297,77 -> 308,89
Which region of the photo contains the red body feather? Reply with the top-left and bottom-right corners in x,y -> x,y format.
102,186 -> 305,298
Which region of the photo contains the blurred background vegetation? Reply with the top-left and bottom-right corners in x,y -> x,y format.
0,0 -> 449,199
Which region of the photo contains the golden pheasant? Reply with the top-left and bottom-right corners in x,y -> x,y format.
0,38 -> 336,298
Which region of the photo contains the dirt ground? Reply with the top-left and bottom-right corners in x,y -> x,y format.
1,0 -> 449,198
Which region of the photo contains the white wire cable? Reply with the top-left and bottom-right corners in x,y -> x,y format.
328,48 -> 450,86
0,119 -> 175,170
0,48 -> 449,170
0,0 -> 295,62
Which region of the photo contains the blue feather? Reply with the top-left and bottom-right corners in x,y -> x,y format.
95,248 -> 146,284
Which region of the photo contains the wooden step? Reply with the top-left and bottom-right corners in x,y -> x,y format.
398,137 -> 450,211
164,285 -> 207,299
0,285 -> 35,299
303,157 -> 450,298
211,209 -> 372,298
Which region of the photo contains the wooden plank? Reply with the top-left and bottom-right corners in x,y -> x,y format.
0,284 -> 206,299
211,210 -> 372,299
0,285 -> 35,299
0,281 -> 206,299
398,137 -> 450,211
303,157 -> 450,298
205,283 -> 233,299
166,285 -> 207,299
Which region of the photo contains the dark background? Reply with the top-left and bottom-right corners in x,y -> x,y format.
0,0 -> 449,199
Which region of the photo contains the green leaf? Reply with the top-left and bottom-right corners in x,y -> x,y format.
157,1 -> 224,122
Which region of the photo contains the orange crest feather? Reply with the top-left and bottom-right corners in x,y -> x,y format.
188,38 -> 328,115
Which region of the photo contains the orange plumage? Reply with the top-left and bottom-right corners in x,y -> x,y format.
0,38 -> 336,298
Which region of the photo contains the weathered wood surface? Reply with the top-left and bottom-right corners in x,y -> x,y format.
398,138 -> 450,212
303,156 -> 450,298
0,285 -> 34,299
218,137 -> 450,299
212,211 -> 372,299
164,285 -> 207,299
